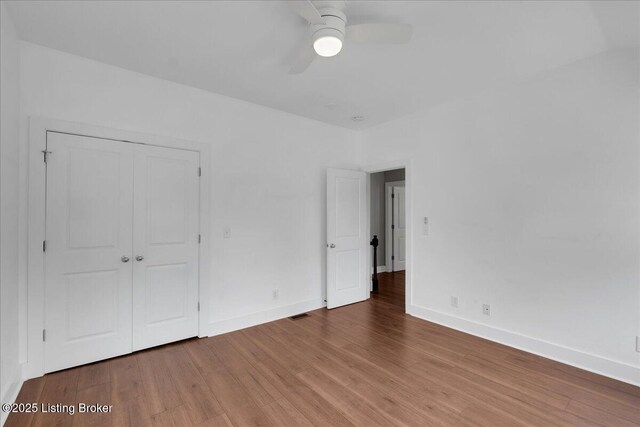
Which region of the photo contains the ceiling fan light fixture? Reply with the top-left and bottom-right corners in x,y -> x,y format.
313,28 -> 344,57
314,36 -> 342,57
288,2 -> 413,74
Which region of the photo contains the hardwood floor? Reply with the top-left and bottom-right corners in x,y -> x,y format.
371,270 -> 406,309
7,272 -> 640,426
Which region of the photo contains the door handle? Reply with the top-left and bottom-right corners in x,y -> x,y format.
121,256 -> 130,263
135,255 -> 144,262
328,243 -> 336,248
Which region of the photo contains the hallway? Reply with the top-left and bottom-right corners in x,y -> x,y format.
371,271 -> 405,311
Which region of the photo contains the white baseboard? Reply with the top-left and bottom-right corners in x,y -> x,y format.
371,265 -> 387,274
407,304 -> 640,387
208,298 -> 325,337
1,377 -> 23,426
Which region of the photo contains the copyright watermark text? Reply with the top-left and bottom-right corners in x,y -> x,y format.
2,402 -> 112,415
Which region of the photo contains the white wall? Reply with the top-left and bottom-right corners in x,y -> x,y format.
9,36 -> 639,391
1,2 -> 22,421
18,43 -> 359,350
360,49 -> 640,384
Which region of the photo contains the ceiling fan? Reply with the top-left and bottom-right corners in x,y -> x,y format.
288,0 -> 413,74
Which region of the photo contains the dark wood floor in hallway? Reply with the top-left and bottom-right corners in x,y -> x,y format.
371,270 -> 406,309
7,272 -> 640,426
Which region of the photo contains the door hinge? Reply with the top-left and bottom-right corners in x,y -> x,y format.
198,167 -> 202,177
198,234 -> 201,244
391,224 -> 395,230
42,150 -> 52,163
392,255 -> 395,260
43,240 -> 46,252
392,193 -> 395,198
197,302 -> 200,312
42,329 -> 46,342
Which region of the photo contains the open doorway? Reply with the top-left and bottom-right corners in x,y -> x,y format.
369,168 -> 406,310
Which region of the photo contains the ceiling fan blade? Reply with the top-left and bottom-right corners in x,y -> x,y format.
288,0 -> 326,25
289,43 -> 317,74
346,23 -> 413,44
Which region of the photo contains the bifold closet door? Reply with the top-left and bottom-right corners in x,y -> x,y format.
131,144 -> 200,351
44,132 -> 134,373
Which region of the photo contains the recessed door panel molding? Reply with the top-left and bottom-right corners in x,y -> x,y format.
146,156 -> 189,245
44,132 -> 134,373
65,270 -> 119,340
335,176 -> 361,238
145,263 -> 188,325
66,148 -> 121,249
132,144 -> 200,351
326,168 -> 368,309
335,250 -> 361,291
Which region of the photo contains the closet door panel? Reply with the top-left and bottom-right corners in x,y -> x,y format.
132,144 -> 200,351
44,132 -> 134,373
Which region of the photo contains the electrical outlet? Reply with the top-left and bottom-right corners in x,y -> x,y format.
482,304 -> 491,316
636,336 -> 640,353
223,227 -> 231,239
273,289 -> 279,300
450,296 -> 458,308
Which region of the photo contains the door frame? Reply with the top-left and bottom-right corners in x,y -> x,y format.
384,180 -> 405,272
26,116 -> 211,379
363,160 -> 412,311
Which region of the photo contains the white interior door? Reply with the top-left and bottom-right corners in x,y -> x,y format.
326,168 -> 368,309
132,144 -> 200,351
44,132 -> 134,373
392,186 -> 406,271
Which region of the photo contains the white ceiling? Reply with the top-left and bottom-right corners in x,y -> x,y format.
5,1 -> 639,129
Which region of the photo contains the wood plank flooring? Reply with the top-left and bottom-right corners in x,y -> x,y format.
7,271 -> 640,426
